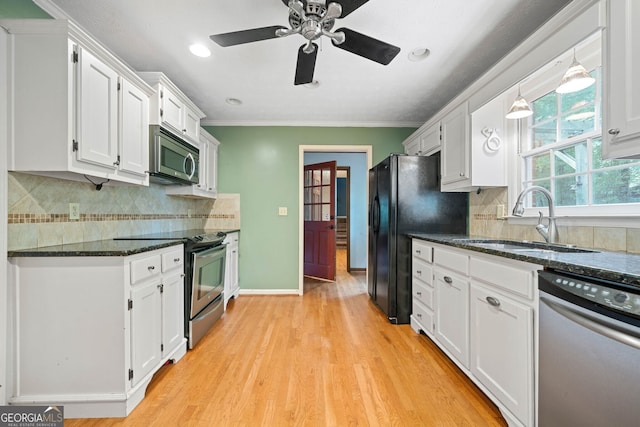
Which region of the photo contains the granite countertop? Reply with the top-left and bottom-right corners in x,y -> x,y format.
7,239 -> 183,257
408,233 -> 640,288
7,228 -> 241,258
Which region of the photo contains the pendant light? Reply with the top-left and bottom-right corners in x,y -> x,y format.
506,86 -> 533,119
556,50 -> 595,94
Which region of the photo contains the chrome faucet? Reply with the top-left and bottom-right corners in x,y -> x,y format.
512,186 -> 558,244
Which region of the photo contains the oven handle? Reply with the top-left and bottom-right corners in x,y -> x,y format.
194,244 -> 227,259
540,294 -> 640,350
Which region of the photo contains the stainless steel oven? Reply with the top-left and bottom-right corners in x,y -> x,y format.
189,244 -> 226,348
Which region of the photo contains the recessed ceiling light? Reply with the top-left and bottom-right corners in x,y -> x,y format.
225,98 -> 242,106
189,43 -> 211,58
408,47 -> 430,62
303,80 -> 320,89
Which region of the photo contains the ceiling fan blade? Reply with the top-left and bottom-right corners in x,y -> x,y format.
332,28 -> 400,65
335,0 -> 370,17
294,43 -> 318,85
210,25 -> 288,47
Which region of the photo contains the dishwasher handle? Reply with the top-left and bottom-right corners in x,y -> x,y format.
540,294 -> 640,351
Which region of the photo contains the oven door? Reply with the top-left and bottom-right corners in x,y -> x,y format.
191,244 -> 226,318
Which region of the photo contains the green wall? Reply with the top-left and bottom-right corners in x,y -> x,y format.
0,1 -> 50,18
204,126 -> 414,291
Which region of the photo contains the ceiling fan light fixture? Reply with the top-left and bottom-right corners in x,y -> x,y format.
556,51 -> 595,94
189,43 -> 211,58
506,87 -> 533,120
408,47 -> 430,62
225,97 -> 243,106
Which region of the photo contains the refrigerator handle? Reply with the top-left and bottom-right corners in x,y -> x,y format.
374,196 -> 381,233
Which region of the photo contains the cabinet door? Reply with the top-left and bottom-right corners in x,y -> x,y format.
404,136 -> 420,155
205,140 -> 218,193
470,283 -> 533,425
183,106 -> 200,142
434,267 -> 469,368
76,45 -> 118,169
119,78 -> 149,177
162,273 -> 185,355
420,122 -> 441,154
160,86 -> 183,133
441,103 -> 470,186
603,0 -> 640,158
130,280 -> 161,385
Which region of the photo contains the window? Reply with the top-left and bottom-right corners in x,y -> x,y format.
519,67 -> 640,215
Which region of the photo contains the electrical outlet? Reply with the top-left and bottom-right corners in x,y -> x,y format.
187,209 -> 192,218
278,207 -> 288,216
69,203 -> 80,220
496,204 -> 506,219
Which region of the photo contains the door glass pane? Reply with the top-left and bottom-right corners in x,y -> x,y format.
305,170 -> 313,186
304,188 -> 312,203
322,169 -> 331,185
313,170 -> 321,185
304,205 -> 311,221
313,205 -> 322,221
322,186 -> 330,203
322,204 -> 330,221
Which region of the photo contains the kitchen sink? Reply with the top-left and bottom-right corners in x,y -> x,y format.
452,239 -> 598,254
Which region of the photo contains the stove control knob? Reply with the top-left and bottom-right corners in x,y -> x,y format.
614,293 -> 628,303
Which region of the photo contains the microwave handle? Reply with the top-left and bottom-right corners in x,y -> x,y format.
184,152 -> 196,179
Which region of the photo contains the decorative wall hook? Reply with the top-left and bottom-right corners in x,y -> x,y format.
481,127 -> 502,152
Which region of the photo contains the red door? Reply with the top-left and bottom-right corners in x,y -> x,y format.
303,161 -> 337,281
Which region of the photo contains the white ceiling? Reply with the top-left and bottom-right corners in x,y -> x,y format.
38,0 -> 571,127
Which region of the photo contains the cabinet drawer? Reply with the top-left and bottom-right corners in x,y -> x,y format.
413,280 -> 434,309
412,240 -> 433,263
470,256 -> 535,300
412,258 -> 433,286
434,247 -> 469,275
412,300 -> 434,334
162,247 -> 184,273
130,254 -> 161,284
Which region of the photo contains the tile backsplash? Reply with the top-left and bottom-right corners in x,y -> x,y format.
470,187 -> 640,254
7,172 -> 240,251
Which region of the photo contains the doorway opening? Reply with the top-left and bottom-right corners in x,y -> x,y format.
299,145 -> 372,296
336,167 -> 350,271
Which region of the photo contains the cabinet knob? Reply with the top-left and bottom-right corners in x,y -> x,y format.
444,276 -> 453,284
486,296 -> 501,307
608,128 -> 621,136
148,265 -> 155,271
183,129 -> 187,133
174,258 -> 181,262
459,172 -> 465,177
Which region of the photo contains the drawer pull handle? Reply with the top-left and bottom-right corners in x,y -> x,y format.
416,249 -> 421,254
416,270 -> 422,275
174,258 -> 181,262
148,265 -> 155,271
417,291 -> 422,296
608,128 -> 620,136
486,296 -> 501,307
444,276 -> 453,284
417,313 -> 422,318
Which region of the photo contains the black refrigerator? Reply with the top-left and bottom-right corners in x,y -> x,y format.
368,153 -> 468,324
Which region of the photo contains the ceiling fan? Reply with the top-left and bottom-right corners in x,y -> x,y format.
209,0 -> 401,85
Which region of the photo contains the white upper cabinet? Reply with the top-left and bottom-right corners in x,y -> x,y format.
403,121 -> 441,156
441,102 -> 471,188
138,72 -> 205,145
603,0 -> 640,159
0,19 -> 153,186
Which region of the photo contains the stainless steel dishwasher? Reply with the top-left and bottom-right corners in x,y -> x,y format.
538,270 -> 640,426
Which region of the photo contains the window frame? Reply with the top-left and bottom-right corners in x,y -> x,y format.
511,35 -> 640,219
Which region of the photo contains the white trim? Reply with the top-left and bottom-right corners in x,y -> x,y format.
239,289 -> 301,296
201,119 -> 423,128
1,26 -> 8,405
298,145 -> 373,296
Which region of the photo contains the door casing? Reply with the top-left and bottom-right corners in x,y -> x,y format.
298,145 -> 372,295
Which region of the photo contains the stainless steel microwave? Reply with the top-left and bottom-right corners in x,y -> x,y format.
149,125 -> 199,185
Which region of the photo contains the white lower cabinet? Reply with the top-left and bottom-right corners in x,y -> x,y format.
470,282 -> 533,426
410,239 -> 540,427
8,245 -> 187,418
223,231 -> 240,309
434,267 -> 469,368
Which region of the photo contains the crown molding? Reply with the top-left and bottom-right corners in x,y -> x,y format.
200,119 -> 422,128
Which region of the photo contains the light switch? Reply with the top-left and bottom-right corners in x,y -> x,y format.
278,207 -> 288,216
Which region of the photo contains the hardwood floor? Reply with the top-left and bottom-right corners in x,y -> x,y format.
66,249 -> 506,426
